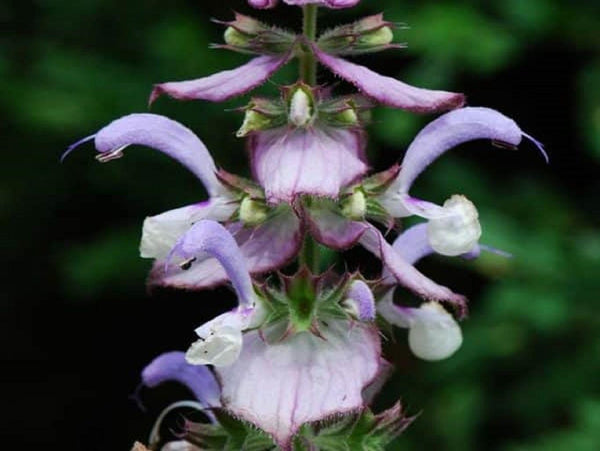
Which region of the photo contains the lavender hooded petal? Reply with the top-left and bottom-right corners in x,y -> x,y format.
149,55 -> 290,104
94,113 -> 224,197
152,209 -> 302,290
216,320 -> 382,448
313,46 -> 465,113
359,225 -> 467,314
250,126 -> 367,204
140,200 -> 237,260
345,280 -> 376,321
141,351 -> 221,408
168,220 -> 255,306
389,107 -> 531,195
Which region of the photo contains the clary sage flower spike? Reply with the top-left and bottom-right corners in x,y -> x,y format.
66,1 -> 547,449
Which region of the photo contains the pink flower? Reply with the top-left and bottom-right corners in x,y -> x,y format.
249,0 -> 360,9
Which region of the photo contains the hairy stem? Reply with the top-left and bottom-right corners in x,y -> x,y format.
299,4 -> 318,85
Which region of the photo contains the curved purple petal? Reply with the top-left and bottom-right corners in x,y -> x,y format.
313,46 -> 465,113
390,107 -> 532,194
149,55 -> 290,105
250,126 -> 368,204
167,220 -> 255,307
345,280 -> 376,321
359,225 -> 467,316
151,209 -> 302,290
216,321 -> 383,448
141,351 -> 221,408
140,200 -> 237,260
94,114 -> 223,197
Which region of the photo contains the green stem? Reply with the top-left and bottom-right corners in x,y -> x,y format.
300,4 -> 318,85
298,6 -> 320,272
300,235 -> 320,273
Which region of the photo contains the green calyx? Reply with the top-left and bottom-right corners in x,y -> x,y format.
220,13 -> 296,55
178,402 -> 414,450
236,98 -> 287,137
259,270 -> 351,341
317,14 -> 398,56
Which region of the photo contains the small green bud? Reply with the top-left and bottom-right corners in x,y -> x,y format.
224,27 -> 251,48
335,108 -> 359,126
239,196 -> 269,225
236,110 -> 274,137
358,26 -> 394,47
341,189 -> 367,220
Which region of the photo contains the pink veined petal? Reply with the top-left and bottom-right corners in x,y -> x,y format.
359,225 -> 467,316
346,280 -> 376,321
141,351 -> 221,409
140,199 -> 237,260
151,209 -> 302,290
250,126 -> 368,204
283,0 -> 360,7
304,202 -> 368,249
248,0 -> 278,8
313,46 -> 465,113
149,55 -> 291,105
216,320 -> 383,448
167,220 -> 255,307
94,113 -> 224,197
390,107 -> 534,194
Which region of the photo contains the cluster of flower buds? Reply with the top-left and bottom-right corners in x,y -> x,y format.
66,1 -> 546,449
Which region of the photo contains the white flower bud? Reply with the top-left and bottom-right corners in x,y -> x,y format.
289,89 -> 313,127
408,302 -> 462,361
427,194 -> 481,256
341,189 -> 367,220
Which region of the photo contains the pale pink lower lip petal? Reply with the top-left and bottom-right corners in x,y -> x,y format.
150,210 -> 302,290
313,45 -> 465,113
304,202 -> 368,249
149,54 -> 291,104
216,321 -> 383,448
250,126 -> 368,204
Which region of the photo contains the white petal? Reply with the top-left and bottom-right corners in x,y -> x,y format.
408,302 -> 463,361
427,195 -> 481,256
186,326 -> 243,367
140,198 -> 236,260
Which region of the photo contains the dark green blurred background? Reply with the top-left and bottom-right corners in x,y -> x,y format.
2,0 -> 599,449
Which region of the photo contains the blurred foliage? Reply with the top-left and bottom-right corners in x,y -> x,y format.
2,0 -> 599,449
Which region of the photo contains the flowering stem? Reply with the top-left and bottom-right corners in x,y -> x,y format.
300,4 -> 318,85
300,235 -> 320,273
